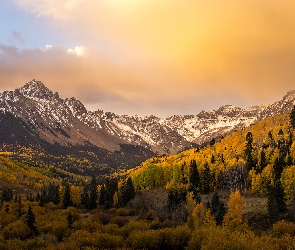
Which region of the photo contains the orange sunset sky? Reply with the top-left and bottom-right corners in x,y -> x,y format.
0,0 -> 295,117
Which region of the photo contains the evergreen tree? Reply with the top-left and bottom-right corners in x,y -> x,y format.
258,148 -> 267,173
273,157 -> 284,180
290,106 -> 295,129
1,188 -> 13,202
201,163 -> 211,193
267,189 -> 279,223
118,177 -> 135,207
273,179 -> 286,213
188,160 -> 200,193
88,176 -> 98,209
18,197 -> 22,218
210,138 -> 216,146
215,201 -> 226,226
211,191 -> 220,215
245,132 -> 254,171
167,190 -> 187,210
192,190 -> 202,204
287,154 -> 293,166
67,212 -> 73,229
63,183 -> 73,208
81,184 -> 90,208
38,189 -> 46,207
210,154 -> 215,164
210,191 -> 226,225
53,185 -> 60,205
99,184 -> 106,206
25,206 -> 38,236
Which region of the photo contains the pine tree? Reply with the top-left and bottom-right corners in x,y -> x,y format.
25,206 -> 38,236
273,157 -> 284,180
210,154 -> 215,164
53,185 -> 60,205
67,212 -> 73,229
245,132 -> 254,171
167,190 -> 187,210
102,178 -> 118,209
267,189 -> 279,223
210,191 -> 226,225
63,183 -> 73,208
287,154 -> 293,166
273,179 -> 286,213
211,191 -> 220,215
257,148 -> 267,173
81,184 -> 90,208
118,177 -> 135,207
18,197 -> 22,218
215,201 -> 226,226
188,160 -> 200,193
1,188 -> 13,202
88,176 -> 98,209
290,106 -> 295,129
201,163 -> 211,193
99,184 -> 106,206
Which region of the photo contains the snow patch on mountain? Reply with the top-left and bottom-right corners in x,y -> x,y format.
1,80 -> 295,154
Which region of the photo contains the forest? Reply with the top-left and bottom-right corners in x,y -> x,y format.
1,109 -> 295,249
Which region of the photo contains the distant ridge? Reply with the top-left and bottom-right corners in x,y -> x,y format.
0,79 -> 295,159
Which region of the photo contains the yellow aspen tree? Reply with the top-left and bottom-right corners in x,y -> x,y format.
223,190 -> 247,230
192,203 -> 206,229
203,209 -> 216,227
70,186 -> 81,206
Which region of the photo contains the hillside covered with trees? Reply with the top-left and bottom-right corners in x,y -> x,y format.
2,110 -> 295,249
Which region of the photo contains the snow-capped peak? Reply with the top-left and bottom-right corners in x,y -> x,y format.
1,80 -> 295,154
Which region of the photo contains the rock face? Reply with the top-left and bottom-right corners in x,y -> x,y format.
1,80 -> 295,156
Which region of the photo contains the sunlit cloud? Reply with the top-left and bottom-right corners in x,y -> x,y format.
5,0 -> 295,116
67,46 -> 88,57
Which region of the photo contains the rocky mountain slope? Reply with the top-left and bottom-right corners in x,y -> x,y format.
1,80 -> 295,157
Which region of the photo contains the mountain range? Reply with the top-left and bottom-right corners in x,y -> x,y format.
1,80 -> 295,171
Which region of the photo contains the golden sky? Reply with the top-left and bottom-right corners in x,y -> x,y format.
1,0 -> 295,116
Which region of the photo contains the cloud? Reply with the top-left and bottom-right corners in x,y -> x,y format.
6,0 -> 295,116
9,31 -> 24,46
0,44 -> 178,116
67,46 -> 88,57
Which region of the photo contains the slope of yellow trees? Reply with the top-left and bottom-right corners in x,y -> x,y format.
0,156 -> 84,190
127,114 -> 295,198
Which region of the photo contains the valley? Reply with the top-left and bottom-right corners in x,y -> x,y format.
1,81 -> 295,249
